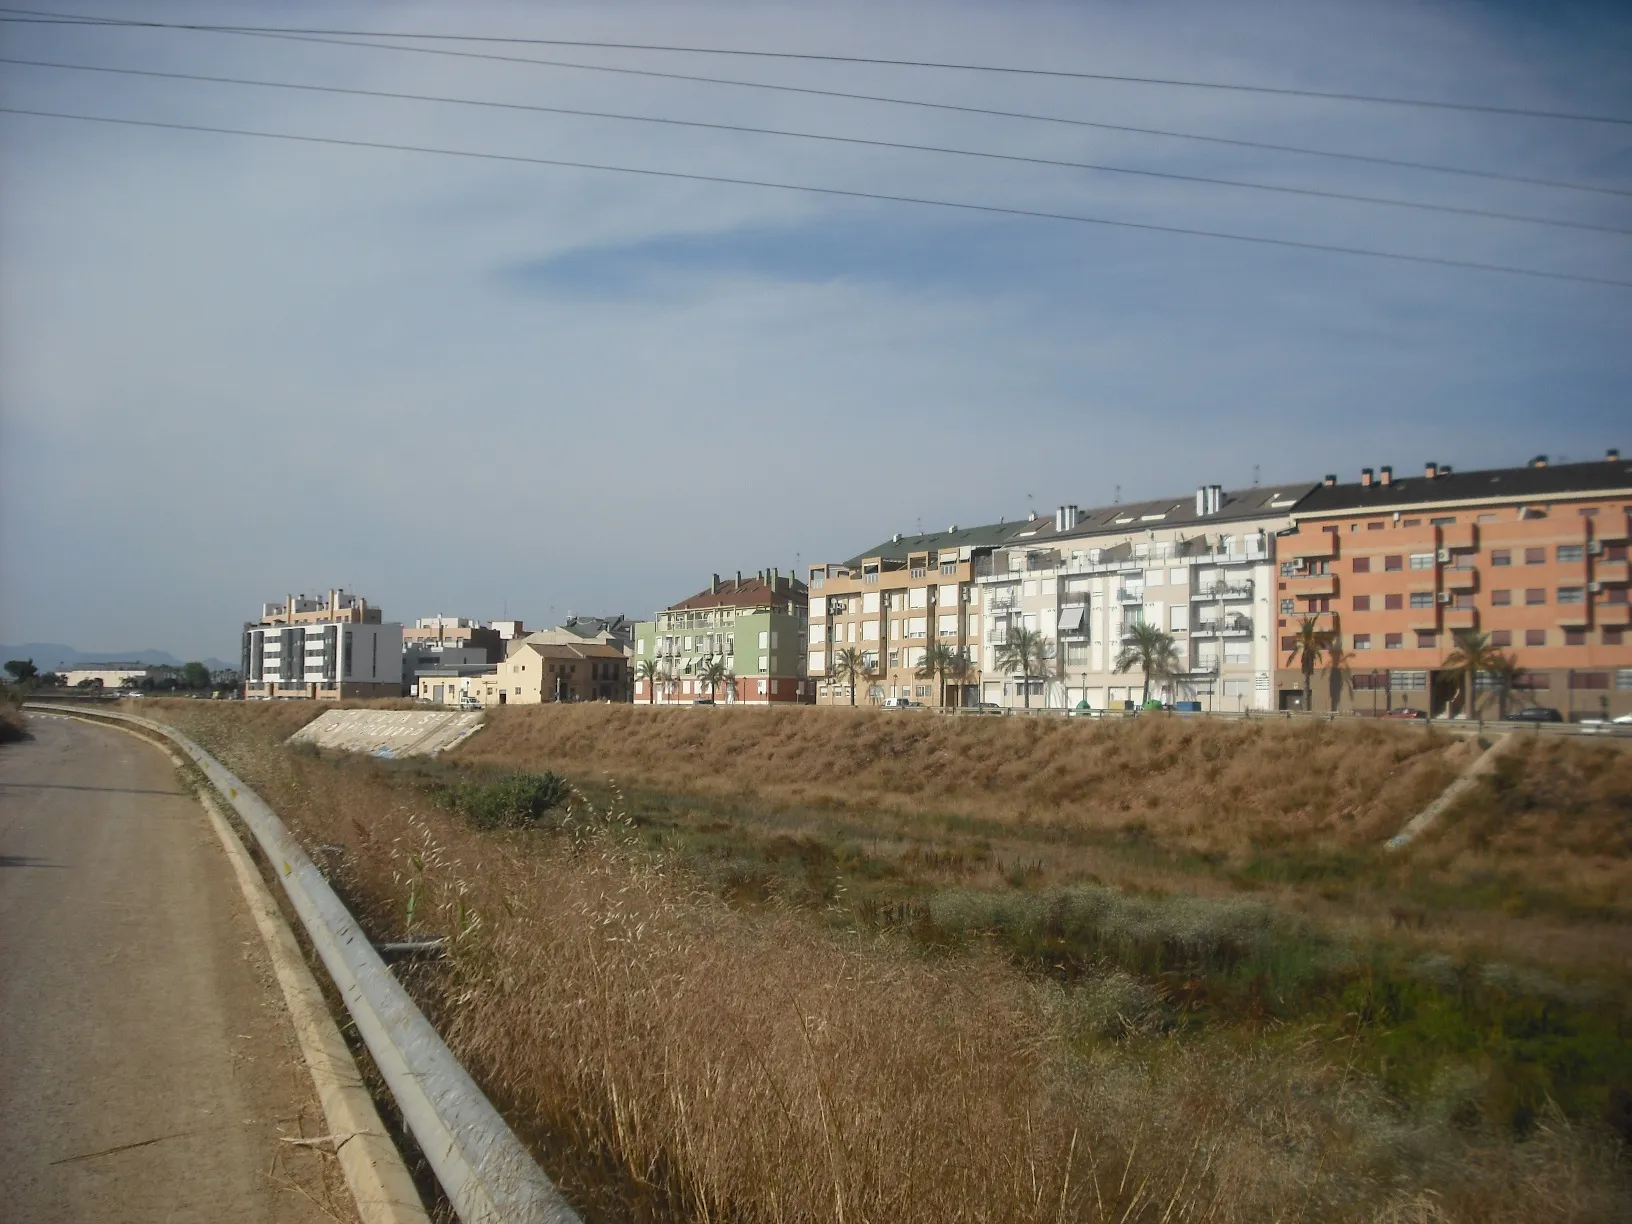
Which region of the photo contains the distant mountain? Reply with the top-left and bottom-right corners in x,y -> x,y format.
0,642 -> 234,673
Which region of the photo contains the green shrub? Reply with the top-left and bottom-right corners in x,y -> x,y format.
438,770 -> 571,829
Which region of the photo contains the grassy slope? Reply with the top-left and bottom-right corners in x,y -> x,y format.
131,699 -> 1631,1222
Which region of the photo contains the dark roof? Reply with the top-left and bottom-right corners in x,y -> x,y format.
666,574 -> 807,612
560,615 -> 632,639
842,520 -> 1022,568
1293,458 -> 1631,516
1014,482 -> 1316,547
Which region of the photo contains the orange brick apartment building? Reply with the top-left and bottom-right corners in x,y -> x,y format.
1276,454 -> 1630,718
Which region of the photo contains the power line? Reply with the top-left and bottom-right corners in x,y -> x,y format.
7,13 -> 1626,198
5,8 -> 1631,126
3,105 -> 1627,290
8,56 -> 1623,236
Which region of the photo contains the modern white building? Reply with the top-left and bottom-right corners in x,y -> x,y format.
242,589 -> 403,700
973,484 -> 1314,711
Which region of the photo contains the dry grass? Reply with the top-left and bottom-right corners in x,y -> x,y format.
131,701 -> 1631,1222
454,706 -> 1465,858
0,689 -> 26,743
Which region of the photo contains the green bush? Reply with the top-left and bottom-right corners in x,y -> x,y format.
439,770 -> 571,829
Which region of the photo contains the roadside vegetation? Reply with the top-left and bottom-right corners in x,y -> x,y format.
137,699 -> 1632,1222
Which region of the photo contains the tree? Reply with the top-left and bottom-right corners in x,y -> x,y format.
833,647 -> 870,706
1443,629 -> 1500,720
1112,621 -> 1182,708
1284,616 -> 1334,712
915,642 -> 959,708
635,657 -> 660,705
182,661 -> 210,691
4,659 -> 37,683
698,657 -> 728,703
994,626 -> 1049,709
1483,650 -> 1523,720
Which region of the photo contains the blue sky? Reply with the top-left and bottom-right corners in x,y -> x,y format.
1,0 -> 1629,658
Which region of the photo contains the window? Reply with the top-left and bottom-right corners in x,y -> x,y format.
1384,555 -> 1403,571
1491,589 -> 1512,606
1526,629 -> 1546,646
1353,633 -> 1372,650
1367,521 -> 1385,531
1564,630 -> 1587,646
1605,628 -> 1624,646
1280,636 -> 1297,651
1352,594 -> 1371,611
1580,507 -> 1600,518
1409,553 -> 1435,570
1570,672 -> 1609,690
1490,550 -> 1511,566
1169,605 -> 1188,632
888,649 -> 900,669
1392,670 -> 1427,691
1525,547 -> 1545,565
1385,633 -> 1403,650
1525,588 -> 1546,605
758,654 -> 770,672
1491,629 -> 1512,647
1385,593 -> 1404,611
1430,516 -> 1456,526
1352,556 -> 1370,573
1606,543 -> 1628,561
1402,519 -> 1421,528
1557,587 -> 1585,604
1454,592 -> 1475,608
1409,592 -> 1434,609
1280,598 -> 1294,615
758,630 -> 770,649
1556,545 -> 1584,563
1416,631 -> 1437,648
1618,668 -> 1632,690
1223,641 -> 1251,664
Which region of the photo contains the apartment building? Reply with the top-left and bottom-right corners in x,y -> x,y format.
1279,454 -> 1631,717
402,616 -> 504,661
634,571 -> 809,704
970,485 -> 1311,710
808,524 -> 1012,705
242,589 -> 402,699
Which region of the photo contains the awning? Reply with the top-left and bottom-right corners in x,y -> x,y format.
1057,605 -> 1086,633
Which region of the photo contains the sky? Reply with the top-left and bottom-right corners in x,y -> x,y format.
1,0 -> 1629,660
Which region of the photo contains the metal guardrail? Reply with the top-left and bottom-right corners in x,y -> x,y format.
31,703 -> 579,1224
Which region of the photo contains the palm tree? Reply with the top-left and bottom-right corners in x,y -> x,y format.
635,657 -> 660,705
1443,629 -> 1500,720
1113,621 -> 1182,708
698,657 -> 728,703
833,647 -> 870,706
1284,615 -> 1335,712
1324,640 -> 1354,713
916,642 -> 960,708
1483,650 -> 1523,720
994,626 -> 1049,709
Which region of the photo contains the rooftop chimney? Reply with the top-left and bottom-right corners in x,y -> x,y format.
1361,467 -> 1373,487
1609,448 -> 1621,462
1425,461 -> 1438,479
1439,464 -> 1452,476
711,573 -> 719,595
1531,454 -> 1548,468
736,570 -> 743,586
1380,465 -> 1393,486
1208,484 -> 1222,514
1323,473 -> 1336,487
1195,486 -> 1207,516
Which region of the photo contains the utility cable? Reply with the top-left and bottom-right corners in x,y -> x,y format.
4,8 -> 1630,125
6,12 -> 1626,198
7,56 -> 1623,235
3,105 -> 1627,289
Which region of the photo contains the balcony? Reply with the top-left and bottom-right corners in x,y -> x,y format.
1286,535 -> 1336,560
1556,605 -> 1591,627
1286,574 -> 1337,597
1408,611 -> 1441,631
1440,523 -> 1476,552
1194,617 -> 1253,637
1595,559 -> 1629,584
1192,582 -> 1253,601
1444,608 -> 1478,631
1443,569 -> 1477,591
1116,587 -> 1145,603
1597,602 -> 1630,627
1594,516 -> 1630,544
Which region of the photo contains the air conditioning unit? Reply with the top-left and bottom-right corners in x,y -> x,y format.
1588,540 -> 1604,555
1436,549 -> 1451,563
1588,581 -> 1603,593
1436,592 -> 1452,604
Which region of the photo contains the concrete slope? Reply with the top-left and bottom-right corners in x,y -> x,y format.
0,715 -> 353,1223
288,709 -> 484,758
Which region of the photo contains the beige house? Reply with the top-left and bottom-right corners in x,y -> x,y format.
487,640 -> 628,705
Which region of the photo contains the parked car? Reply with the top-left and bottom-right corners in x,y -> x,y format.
1381,706 -> 1424,719
882,697 -> 924,709
1509,706 -> 1563,723
692,697 -> 715,706
1614,712 -> 1632,725
971,702 -> 1003,714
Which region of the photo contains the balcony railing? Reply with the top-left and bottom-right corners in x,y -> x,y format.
1191,582 -> 1253,601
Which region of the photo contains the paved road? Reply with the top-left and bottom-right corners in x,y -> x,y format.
0,713 -> 351,1223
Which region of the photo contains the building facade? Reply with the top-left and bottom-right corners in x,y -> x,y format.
1278,455 -> 1631,718
634,571 -> 810,704
486,640 -> 628,704
808,524 -> 1013,705
242,589 -> 402,699
968,486 -> 1309,711
402,616 -> 504,661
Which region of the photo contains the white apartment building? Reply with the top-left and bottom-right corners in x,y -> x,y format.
243,589 -> 403,700
973,484 -> 1313,711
